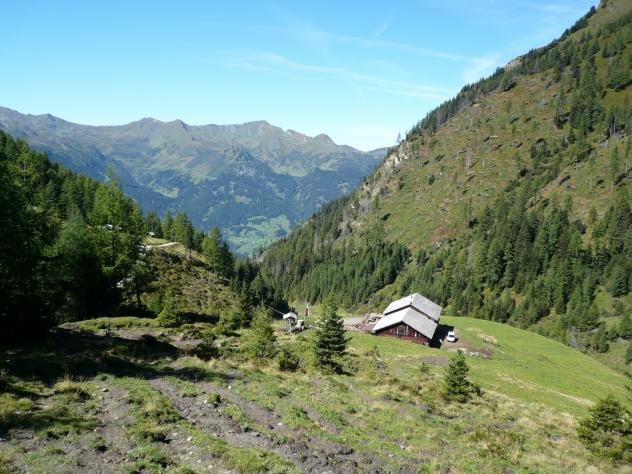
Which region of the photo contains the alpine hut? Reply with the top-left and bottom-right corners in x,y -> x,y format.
283,312 -> 298,331
372,293 -> 442,344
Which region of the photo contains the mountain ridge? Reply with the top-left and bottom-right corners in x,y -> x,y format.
261,0 -> 632,372
0,106 -> 386,254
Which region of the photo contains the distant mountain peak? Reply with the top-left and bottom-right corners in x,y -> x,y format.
311,133 -> 335,145
0,105 -> 384,255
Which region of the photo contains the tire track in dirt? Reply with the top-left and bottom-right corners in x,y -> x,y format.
151,378 -> 381,473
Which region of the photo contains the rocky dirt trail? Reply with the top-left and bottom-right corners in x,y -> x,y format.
151,377 -> 382,474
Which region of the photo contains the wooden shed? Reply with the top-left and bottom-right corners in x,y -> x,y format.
372,293 -> 442,345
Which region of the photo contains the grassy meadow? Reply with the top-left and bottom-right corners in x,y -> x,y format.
0,312 -> 629,473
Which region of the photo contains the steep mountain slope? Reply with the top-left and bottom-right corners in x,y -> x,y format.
0,108 -> 384,254
262,0 -> 632,370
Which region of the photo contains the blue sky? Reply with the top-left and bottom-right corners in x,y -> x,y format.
1,1 -> 596,150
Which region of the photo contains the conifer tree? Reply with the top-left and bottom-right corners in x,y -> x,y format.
162,210 -> 174,240
157,292 -> 182,328
620,313 -> 632,340
577,394 -> 631,461
244,307 -> 277,363
442,350 -> 474,403
313,296 -> 347,372
235,283 -> 254,328
609,264 -> 629,297
202,227 -> 234,278
592,325 -> 609,353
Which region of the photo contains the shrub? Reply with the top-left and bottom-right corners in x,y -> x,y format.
278,346 -> 300,372
147,292 -> 163,315
190,341 -> 218,361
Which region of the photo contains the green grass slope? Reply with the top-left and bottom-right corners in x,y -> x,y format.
1,315 -> 629,473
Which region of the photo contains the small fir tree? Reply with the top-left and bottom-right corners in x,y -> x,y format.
442,351 -> 474,403
235,283 -> 254,328
577,394 -> 631,461
278,345 -> 300,372
157,293 -> 182,328
244,307 -> 277,363
592,325 -> 610,353
313,296 -> 348,372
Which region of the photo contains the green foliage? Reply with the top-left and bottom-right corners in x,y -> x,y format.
0,131 -> 148,338
442,351 -> 474,403
313,296 -> 348,372
278,345 -> 300,372
609,264 -> 630,297
156,293 -> 182,328
243,307 -> 277,363
202,227 -> 234,278
262,193 -> 410,307
593,325 -> 610,353
626,341 -> 632,364
616,311 -> 631,337
577,394 -> 632,462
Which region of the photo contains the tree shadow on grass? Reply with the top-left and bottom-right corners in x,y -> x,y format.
1,328 -> 231,383
0,327 -> 228,437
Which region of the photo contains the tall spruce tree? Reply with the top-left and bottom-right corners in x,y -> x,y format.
442,351 -> 474,403
202,227 -> 234,278
313,296 -> 347,372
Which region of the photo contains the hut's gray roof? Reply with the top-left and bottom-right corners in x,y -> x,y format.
282,312 -> 298,320
372,307 -> 438,339
383,293 -> 442,321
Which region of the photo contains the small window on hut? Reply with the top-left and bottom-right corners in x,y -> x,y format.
396,325 -> 406,336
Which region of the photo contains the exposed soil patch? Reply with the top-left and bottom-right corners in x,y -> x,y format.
151,377 -> 381,473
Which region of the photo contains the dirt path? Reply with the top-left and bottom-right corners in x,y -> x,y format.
146,242 -> 178,249
151,378 -> 380,473
98,380 -> 234,473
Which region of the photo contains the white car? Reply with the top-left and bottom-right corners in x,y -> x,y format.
446,330 -> 457,343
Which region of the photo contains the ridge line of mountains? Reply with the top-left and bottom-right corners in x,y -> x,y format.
0,105 -> 386,255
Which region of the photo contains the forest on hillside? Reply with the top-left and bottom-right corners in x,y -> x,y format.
261,2 -> 632,367
0,130 -> 284,340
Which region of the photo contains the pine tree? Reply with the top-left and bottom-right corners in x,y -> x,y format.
620,313 -> 632,339
144,211 -> 163,238
202,227 -> 234,278
235,283 -> 254,328
162,210 -> 174,240
577,394 -> 631,461
313,296 -> 347,372
609,264 -> 629,297
53,211 -> 104,320
442,350 -> 474,403
157,292 -> 182,328
244,307 -> 277,363
592,325 -> 609,353
172,212 -> 194,256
